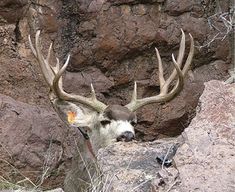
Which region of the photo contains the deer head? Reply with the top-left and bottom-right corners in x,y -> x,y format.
28,30 -> 194,154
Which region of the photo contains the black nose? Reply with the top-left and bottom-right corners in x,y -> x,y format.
116,131 -> 135,142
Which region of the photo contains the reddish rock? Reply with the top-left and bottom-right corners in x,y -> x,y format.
165,0 -> 203,16
40,11 -> 59,33
0,94 -> 80,189
138,104 -> 157,124
193,60 -> 229,82
214,39 -> 230,61
0,1 -> 233,189
0,0 -> 231,140
63,67 -> 114,98
0,0 -> 28,23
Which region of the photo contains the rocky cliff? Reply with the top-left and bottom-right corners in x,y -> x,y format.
0,0 -> 232,190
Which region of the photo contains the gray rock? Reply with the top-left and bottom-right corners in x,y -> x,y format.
174,80 -> 235,192
45,188 -> 64,192
95,80 -> 235,192
0,188 -> 64,192
96,139 -> 183,192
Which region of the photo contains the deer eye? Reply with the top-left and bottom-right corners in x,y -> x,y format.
100,120 -> 111,126
130,121 -> 137,126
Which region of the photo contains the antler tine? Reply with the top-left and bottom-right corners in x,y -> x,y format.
126,56 -> 184,111
52,55 -> 107,112
127,81 -> 137,109
131,82 -> 137,101
155,48 -> 165,91
29,30 -> 55,87
182,33 -> 194,75
50,58 -> 60,73
90,83 -> 97,101
29,30 -> 107,113
170,53 -> 184,94
28,35 -> 36,57
52,54 -> 70,96
162,29 -> 185,94
46,43 -> 53,64
125,30 -> 194,112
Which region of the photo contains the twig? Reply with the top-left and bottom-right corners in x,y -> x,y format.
166,179 -> 180,192
161,145 -> 173,170
36,139 -> 53,188
130,177 -> 155,192
0,159 -> 37,188
74,138 -> 95,188
196,9 -> 233,49
103,151 -> 136,192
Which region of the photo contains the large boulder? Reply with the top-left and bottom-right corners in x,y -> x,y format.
97,139 -> 182,192
174,80 -> 235,191
0,94 -> 80,189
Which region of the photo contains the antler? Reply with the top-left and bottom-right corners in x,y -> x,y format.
125,29 -> 194,112
28,30 -> 107,112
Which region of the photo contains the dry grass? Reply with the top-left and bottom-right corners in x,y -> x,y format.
0,139 -> 62,191
0,158 -> 37,191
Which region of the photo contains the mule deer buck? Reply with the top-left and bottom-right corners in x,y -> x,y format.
29,29 -> 194,191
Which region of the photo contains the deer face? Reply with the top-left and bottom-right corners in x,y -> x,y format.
98,105 -> 136,146
55,101 -> 136,149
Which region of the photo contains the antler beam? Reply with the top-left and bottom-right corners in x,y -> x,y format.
125,30 -> 194,112
28,30 -> 107,112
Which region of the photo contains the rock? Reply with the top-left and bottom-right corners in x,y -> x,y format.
95,80 -> 235,192
45,188 -> 64,192
88,0 -> 106,12
108,0 -> 165,5
0,188 -> 64,192
174,80 -> 235,192
0,0 -> 28,23
0,94 -> 80,189
63,67 -> 114,98
165,0 -> 203,16
97,139 -> 183,192
0,0 -> 233,190
0,0 -> 231,140
193,60 -> 229,82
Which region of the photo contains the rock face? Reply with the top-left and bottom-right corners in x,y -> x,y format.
97,139 -> 182,192
0,189 -> 64,192
0,0 -> 230,140
174,80 -> 235,192
0,0 -> 232,190
96,80 -> 235,192
0,94 -> 82,189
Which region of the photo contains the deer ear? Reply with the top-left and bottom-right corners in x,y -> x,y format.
53,100 -> 96,128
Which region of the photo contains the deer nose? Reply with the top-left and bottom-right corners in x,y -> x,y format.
116,131 -> 134,142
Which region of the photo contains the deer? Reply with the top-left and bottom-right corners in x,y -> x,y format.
28,29 -> 194,192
